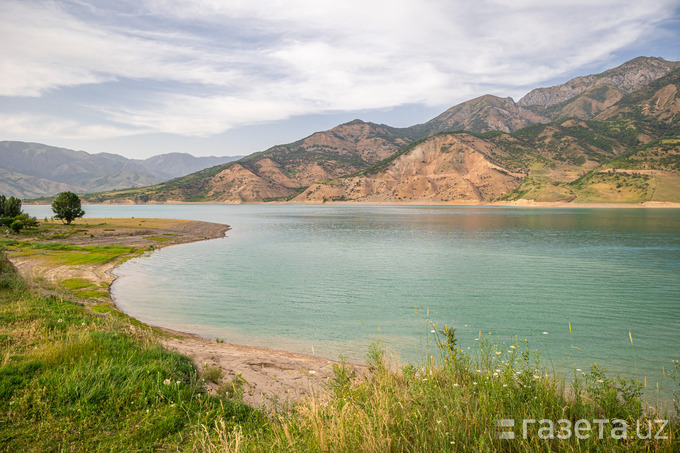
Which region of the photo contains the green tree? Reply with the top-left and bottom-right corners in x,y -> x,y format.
51,191 -> 85,225
1,196 -> 22,218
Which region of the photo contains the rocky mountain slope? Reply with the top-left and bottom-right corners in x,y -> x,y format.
0,142 -> 239,198
78,56 -> 680,204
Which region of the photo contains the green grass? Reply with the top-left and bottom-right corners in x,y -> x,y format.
2,241 -> 139,266
0,251 -> 265,451
58,278 -> 96,290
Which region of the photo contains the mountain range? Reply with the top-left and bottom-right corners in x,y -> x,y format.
4,56 -> 679,204
0,142 -> 242,198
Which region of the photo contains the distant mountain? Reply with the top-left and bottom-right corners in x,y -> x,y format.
0,142 -> 240,198
132,153 -> 243,180
82,56 -> 680,205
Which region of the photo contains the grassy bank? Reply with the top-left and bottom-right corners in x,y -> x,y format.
1,220 -> 679,451
0,250 -> 265,451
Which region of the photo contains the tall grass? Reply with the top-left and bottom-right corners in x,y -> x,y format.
201,323 -> 679,452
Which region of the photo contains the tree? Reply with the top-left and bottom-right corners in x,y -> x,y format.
0,195 -> 36,229
51,191 -> 85,225
0,196 -> 22,218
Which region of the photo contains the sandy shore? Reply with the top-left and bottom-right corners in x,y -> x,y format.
7,218 -> 365,408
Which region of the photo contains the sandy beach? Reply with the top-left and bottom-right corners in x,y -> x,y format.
7,217 -> 366,408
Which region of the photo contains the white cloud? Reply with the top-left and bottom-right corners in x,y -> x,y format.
0,0 -> 677,139
0,113 -> 147,140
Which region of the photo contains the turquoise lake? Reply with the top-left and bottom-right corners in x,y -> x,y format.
25,204 -> 680,399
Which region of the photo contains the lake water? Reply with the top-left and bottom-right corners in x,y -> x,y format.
25,204 -> 680,400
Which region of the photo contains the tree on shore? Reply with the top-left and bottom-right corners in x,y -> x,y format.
0,195 -> 38,233
52,192 -> 85,225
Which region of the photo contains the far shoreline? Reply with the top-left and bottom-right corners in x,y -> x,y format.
24,200 -> 680,208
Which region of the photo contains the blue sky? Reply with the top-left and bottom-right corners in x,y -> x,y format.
1,0 -> 679,159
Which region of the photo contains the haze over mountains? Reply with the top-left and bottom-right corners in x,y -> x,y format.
0,142 -> 241,198
3,56 -> 679,204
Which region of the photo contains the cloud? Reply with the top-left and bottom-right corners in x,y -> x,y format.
0,0 -> 677,139
0,113 -> 147,140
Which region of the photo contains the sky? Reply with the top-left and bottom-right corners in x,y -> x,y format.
1,0 -> 679,159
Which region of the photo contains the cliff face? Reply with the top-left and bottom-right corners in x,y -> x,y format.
295,134 -> 523,203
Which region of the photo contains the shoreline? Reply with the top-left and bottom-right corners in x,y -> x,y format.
7,217 -> 363,407
25,199 -> 680,208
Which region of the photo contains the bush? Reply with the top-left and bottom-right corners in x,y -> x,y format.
9,220 -> 23,234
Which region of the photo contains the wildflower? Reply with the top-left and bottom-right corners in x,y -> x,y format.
308,370 -> 316,375
503,384 -> 508,387
453,383 -> 459,387
495,351 -> 502,355
473,382 -> 477,385
176,380 -> 181,385
542,331 -> 548,335
576,368 -> 582,372
437,420 -> 442,424
423,378 -> 428,381
597,379 -> 604,383
510,345 -> 515,349
163,379 -> 171,385
57,319 -> 63,323
431,329 -> 436,333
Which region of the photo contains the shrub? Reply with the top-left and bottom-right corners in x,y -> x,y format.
9,220 -> 23,234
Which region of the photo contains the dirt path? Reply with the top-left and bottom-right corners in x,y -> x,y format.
6,218 -> 366,408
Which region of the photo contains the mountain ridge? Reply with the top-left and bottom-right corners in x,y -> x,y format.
0,141 -> 242,198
